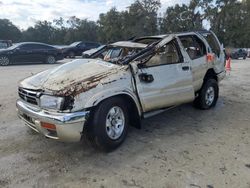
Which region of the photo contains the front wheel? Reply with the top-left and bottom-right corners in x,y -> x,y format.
0,56 -> 10,66
83,97 -> 129,152
194,79 -> 219,110
46,56 -> 56,64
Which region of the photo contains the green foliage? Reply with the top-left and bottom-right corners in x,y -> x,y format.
0,19 -> 21,42
0,0 -> 249,47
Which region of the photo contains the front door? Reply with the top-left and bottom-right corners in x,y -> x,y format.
13,44 -> 37,63
134,38 -> 194,112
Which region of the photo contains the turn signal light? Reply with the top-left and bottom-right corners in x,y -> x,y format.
41,122 -> 56,130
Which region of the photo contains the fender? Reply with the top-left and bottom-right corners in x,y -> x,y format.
84,87 -> 142,116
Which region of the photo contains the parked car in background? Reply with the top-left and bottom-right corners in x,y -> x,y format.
0,40 -> 12,49
230,48 -> 248,59
16,30 -> 225,151
61,41 -> 101,58
0,42 -> 63,66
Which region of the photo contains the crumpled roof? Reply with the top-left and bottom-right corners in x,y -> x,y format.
110,41 -> 147,49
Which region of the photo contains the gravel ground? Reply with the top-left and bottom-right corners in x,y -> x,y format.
0,59 -> 250,188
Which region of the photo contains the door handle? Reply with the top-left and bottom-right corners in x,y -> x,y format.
139,73 -> 154,83
182,66 -> 190,71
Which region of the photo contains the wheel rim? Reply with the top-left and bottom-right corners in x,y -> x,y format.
106,106 -> 125,140
0,56 -> 9,66
205,86 -> 215,106
47,56 -> 55,64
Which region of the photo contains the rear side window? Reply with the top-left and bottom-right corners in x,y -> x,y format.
202,33 -> 220,57
179,35 -> 206,60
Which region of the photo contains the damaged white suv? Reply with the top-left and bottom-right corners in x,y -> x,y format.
17,30 -> 225,151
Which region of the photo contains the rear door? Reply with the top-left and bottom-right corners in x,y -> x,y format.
178,34 -> 208,91
134,37 -> 194,112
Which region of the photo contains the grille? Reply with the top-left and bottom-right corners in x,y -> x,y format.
18,88 -> 38,105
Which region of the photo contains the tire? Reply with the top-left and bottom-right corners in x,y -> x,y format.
0,56 -> 10,66
69,51 -> 75,58
46,55 -> 56,64
83,97 -> 129,152
243,56 -> 246,60
194,79 -> 219,110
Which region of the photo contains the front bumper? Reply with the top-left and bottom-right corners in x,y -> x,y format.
16,99 -> 89,142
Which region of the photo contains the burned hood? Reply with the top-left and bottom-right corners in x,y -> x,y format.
20,59 -> 122,96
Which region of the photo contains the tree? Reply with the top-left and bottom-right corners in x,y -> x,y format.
0,19 -> 22,42
206,0 -> 250,47
22,21 -> 55,44
97,8 -> 124,43
126,0 -> 161,37
160,0 -> 205,33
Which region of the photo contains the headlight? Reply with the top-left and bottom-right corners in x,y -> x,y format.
40,95 -> 64,110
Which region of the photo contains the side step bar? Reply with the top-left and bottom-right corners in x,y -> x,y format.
143,106 -> 176,119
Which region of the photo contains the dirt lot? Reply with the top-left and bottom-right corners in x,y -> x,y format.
0,59 -> 250,188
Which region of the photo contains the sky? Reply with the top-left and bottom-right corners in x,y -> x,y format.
0,0 -> 190,29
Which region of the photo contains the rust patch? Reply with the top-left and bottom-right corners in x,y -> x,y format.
53,73 -> 108,96
51,67 -> 126,97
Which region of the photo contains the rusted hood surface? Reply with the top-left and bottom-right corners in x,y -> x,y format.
20,59 -> 122,96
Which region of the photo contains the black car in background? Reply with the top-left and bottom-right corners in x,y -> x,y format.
62,41 -> 101,58
231,48 -> 248,59
0,40 -> 12,49
0,42 -> 63,66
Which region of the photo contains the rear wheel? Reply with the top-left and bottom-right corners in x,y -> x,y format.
83,97 -> 129,152
46,56 -> 56,64
0,56 -> 10,66
194,79 -> 219,110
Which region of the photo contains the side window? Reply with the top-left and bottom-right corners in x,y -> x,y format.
33,44 -> 47,49
86,42 -> 98,48
110,49 -> 121,59
20,44 -> 35,50
104,48 -> 121,61
179,35 -> 206,60
78,43 -> 86,48
145,41 -> 181,67
203,34 -> 220,57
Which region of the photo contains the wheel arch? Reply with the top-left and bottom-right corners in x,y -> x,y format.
204,68 -> 218,82
89,93 -> 142,129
